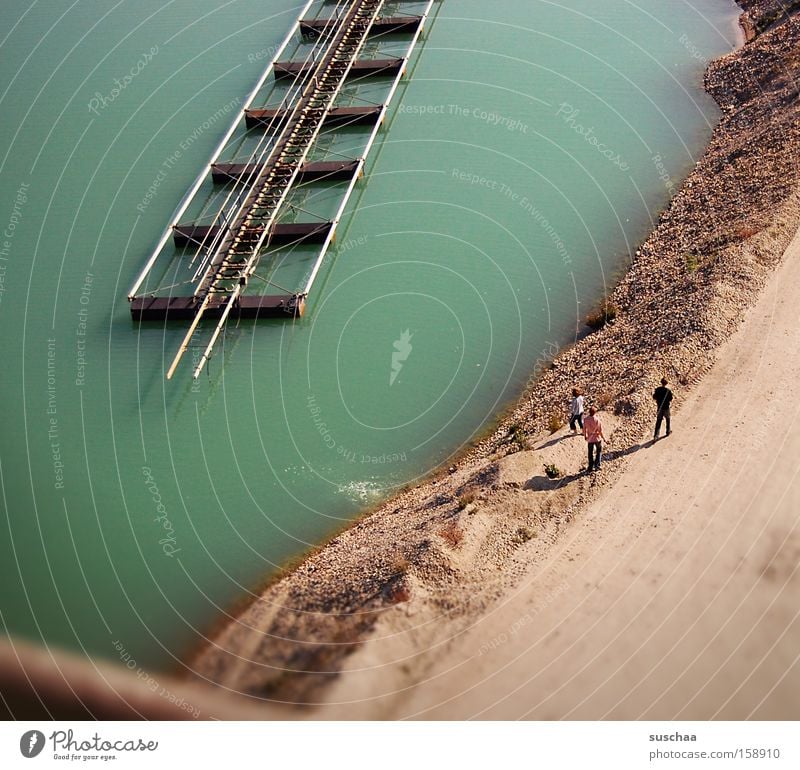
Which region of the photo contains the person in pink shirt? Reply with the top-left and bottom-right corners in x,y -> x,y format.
582,406 -> 606,472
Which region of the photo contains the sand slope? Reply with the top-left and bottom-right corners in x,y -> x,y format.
315,221 -> 800,720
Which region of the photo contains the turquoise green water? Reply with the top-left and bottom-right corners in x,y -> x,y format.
0,0 -> 740,669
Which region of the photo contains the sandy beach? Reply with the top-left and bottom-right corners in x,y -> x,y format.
312,213 -> 800,719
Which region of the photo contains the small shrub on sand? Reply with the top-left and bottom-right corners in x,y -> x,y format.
547,412 -> 564,434
544,463 -> 561,479
457,492 -> 476,510
386,580 -> 411,604
613,397 -> 637,417
438,520 -> 464,548
585,299 -> 618,330
514,526 -> 537,545
390,555 -> 410,576
736,225 -> 760,240
684,253 -> 700,272
595,392 -> 614,409
508,423 -> 528,451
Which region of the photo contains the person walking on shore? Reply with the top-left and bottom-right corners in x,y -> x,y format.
653,377 -> 673,440
569,388 -> 584,432
582,406 -> 605,472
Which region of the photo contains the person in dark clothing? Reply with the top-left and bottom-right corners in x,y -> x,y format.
653,378 -> 673,440
568,388 -> 584,432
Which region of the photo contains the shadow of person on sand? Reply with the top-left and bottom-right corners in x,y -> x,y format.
536,432 -> 583,450
604,441 -> 651,462
524,472 -> 584,491
524,439 -> 651,491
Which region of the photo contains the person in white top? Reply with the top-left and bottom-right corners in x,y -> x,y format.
569,388 -> 584,432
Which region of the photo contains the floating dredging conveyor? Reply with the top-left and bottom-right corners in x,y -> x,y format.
127,0 -> 437,379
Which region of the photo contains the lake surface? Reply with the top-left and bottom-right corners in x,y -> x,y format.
0,0 -> 740,669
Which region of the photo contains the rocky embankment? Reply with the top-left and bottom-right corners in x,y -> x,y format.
189,3 -> 800,706
738,0 -> 800,39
